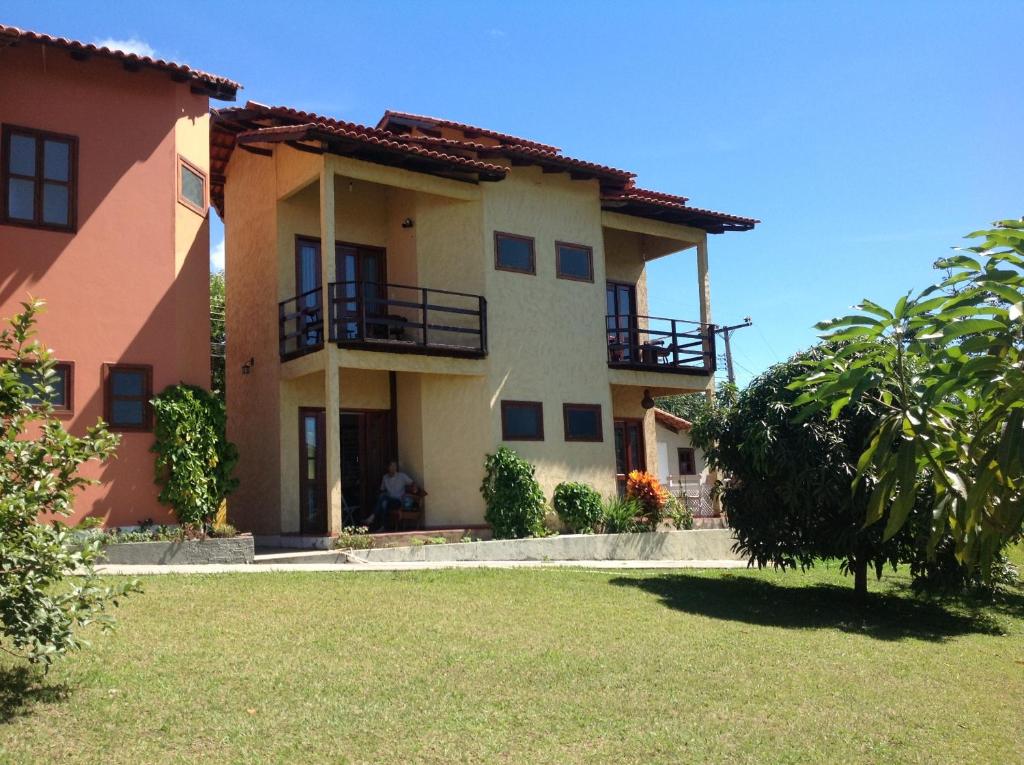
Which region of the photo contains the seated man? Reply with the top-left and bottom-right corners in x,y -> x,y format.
365,460 -> 415,532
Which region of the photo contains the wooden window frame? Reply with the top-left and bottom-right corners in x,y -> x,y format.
555,241 -> 594,283
494,231 -> 536,275
500,400 -> 544,441
678,447 -> 697,476
103,363 -> 154,432
176,154 -> 209,216
10,359 -> 74,416
0,124 -> 78,232
562,403 -> 603,442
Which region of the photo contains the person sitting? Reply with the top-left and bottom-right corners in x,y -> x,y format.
364,460 -> 415,532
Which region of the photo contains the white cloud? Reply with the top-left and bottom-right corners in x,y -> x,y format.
94,37 -> 156,58
210,238 -> 225,272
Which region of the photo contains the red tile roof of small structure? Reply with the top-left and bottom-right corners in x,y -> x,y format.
654,408 -> 693,432
0,23 -> 240,100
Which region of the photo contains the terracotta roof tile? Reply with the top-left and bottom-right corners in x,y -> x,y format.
378,110 -> 560,153
654,408 -> 693,432
0,23 -> 240,98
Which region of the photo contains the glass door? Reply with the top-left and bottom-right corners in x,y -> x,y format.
294,238 -> 322,347
614,418 -> 645,496
336,244 -> 387,340
606,281 -> 637,362
298,408 -> 327,534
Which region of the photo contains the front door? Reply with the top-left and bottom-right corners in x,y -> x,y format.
298,408 -> 327,534
606,281 -> 638,362
337,244 -> 387,340
339,409 -> 394,526
614,418 -> 646,495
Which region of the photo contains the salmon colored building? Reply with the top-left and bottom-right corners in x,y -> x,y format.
0,25 -> 239,526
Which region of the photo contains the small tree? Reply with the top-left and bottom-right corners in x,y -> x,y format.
0,300 -> 136,665
658,381 -> 739,425
480,447 -> 545,539
151,384 -> 238,532
552,482 -> 603,533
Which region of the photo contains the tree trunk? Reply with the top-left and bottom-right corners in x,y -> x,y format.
852,557 -> 868,609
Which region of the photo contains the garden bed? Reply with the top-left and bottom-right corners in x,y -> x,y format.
100,534 -> 254,565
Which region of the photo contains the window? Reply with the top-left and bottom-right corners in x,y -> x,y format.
563,403 -> 602,442
678,447 -> 697,475
177,155 -> 208,215
501,400 -> 544,441
494,232 -> 535,274
18,361 -> 73,413
104,364 -> 153,431
1,125 -> 77,231
556,242 -> 593,282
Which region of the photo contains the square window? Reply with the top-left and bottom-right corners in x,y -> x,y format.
494,232 -> 535,274
563,403 -> 603,442
556,242 -> 593,282
501,400 -> 544,441
177,155 -> 207,215
104,364 -> 153,431
18,361 -> 73,412
678,447 -> 697,475
2,125 -> 76,231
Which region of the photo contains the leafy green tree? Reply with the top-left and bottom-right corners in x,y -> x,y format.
151,384 -> 238,531
480,447 -> 545,539
658,381 -> 738,424
210,270 -> 225,396
692,351 -> 921,602
0,300 -> 137,665
792,220 -> 1023,574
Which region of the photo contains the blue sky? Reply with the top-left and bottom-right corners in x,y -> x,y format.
7,1 -> 1021,385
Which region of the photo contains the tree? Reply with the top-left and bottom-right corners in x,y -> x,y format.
658,381 -> 738,425
0,300 -> 137,665
210,270 -> 225,396
792,220 -> 1024,574
691,350 -> 922,602
480,447 -> 545,539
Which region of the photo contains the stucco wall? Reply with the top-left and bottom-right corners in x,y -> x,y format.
654,421 -> 709,485
0,43 -> 211,527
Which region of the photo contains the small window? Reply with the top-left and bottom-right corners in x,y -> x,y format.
104,364 -> 153,431
1,124 -> 77,231
501,400 -> 544,441
18,361 -> 73,413
678,447 -> 697,475
177,155 -> 208,215
494,232 -> 535,274
563,403 -> 602,442
556,242 -> 593,282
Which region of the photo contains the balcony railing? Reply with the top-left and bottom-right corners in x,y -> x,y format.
606,315 -> 716,374
279,287 -> 325,359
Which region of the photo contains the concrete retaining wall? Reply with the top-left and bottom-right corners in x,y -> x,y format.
343,530 -> 740,564
100,535 -> 255,565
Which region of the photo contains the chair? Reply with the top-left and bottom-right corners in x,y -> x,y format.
391,487 -> 427,531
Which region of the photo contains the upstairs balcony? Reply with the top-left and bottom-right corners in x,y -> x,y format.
606,315 -> 717,375
279,281 -> 487,361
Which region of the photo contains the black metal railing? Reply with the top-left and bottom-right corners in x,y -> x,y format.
279,287 -> 324,358
606,314 -> 716,373
328,281 -> 487,357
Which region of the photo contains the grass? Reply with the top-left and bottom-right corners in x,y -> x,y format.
1,558 -> 1022,764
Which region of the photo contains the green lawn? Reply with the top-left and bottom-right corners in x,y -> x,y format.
1,560 -> 1022,764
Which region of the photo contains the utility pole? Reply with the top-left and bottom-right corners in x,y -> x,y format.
716,317 -> 753,386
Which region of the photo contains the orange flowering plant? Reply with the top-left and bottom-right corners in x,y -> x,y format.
625,470 -> 669,530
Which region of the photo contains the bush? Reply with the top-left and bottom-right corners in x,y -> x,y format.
601,496 -> 643,534
0,300 -> 138,665
209,523 -> 238,539
625,471 -> 669,530
333,526 -> 374,551
151,384 -> 239,531
666,496 -> 694,530
552,482 -> 603,534
480,447 -> 545,539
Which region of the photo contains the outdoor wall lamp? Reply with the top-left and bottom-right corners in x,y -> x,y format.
401,217 -> 415,228
241,357 -> 255,375
641,389 -> 655,410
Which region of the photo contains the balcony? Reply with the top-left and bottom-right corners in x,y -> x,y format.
279,282 -> 487,360
606,315 -> 716,375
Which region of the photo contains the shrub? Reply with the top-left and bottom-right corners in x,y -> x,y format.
333,526 -> 374,550
0,299 -> 138,665
625,471 -> 669,530
151,384 -> 239,531
666,496 -> 694,530
209,523 -> 238,539
480,447 -> 545,539
552,482 -> 603,534
601,496 -> 643,534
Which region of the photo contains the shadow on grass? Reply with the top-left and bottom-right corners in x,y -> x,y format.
0,665 -> 69,724
609,572 -> 1009,642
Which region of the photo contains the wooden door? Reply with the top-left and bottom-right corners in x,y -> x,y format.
295,237 -> 323,347
336,244 -> 387,340
614,418 -> 646,495
606,281 -> 638,361
339,409 -> 395,525
298,407 -> 327,534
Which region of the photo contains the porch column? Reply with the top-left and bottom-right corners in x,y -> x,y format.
320,159 -> 343,535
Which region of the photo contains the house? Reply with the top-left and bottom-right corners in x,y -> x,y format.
652,407 -> 716,519
212,103 -> 757,541
0,25 -> 239,526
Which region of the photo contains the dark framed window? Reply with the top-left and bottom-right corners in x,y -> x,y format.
18,361 -> 73,414
103,364 -> 153,431
177,155 -> 208,215
500,400 -> 544,441
1,124 -> 77,231
494,231 -> 535,274
563,403 -> 603,442
678,447 -> 697,475
556,242 -> 594,282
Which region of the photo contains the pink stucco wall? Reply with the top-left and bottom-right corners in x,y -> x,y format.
0,43 -> 211,527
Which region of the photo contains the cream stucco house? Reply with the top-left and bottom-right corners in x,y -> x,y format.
211,103 -> 756,540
